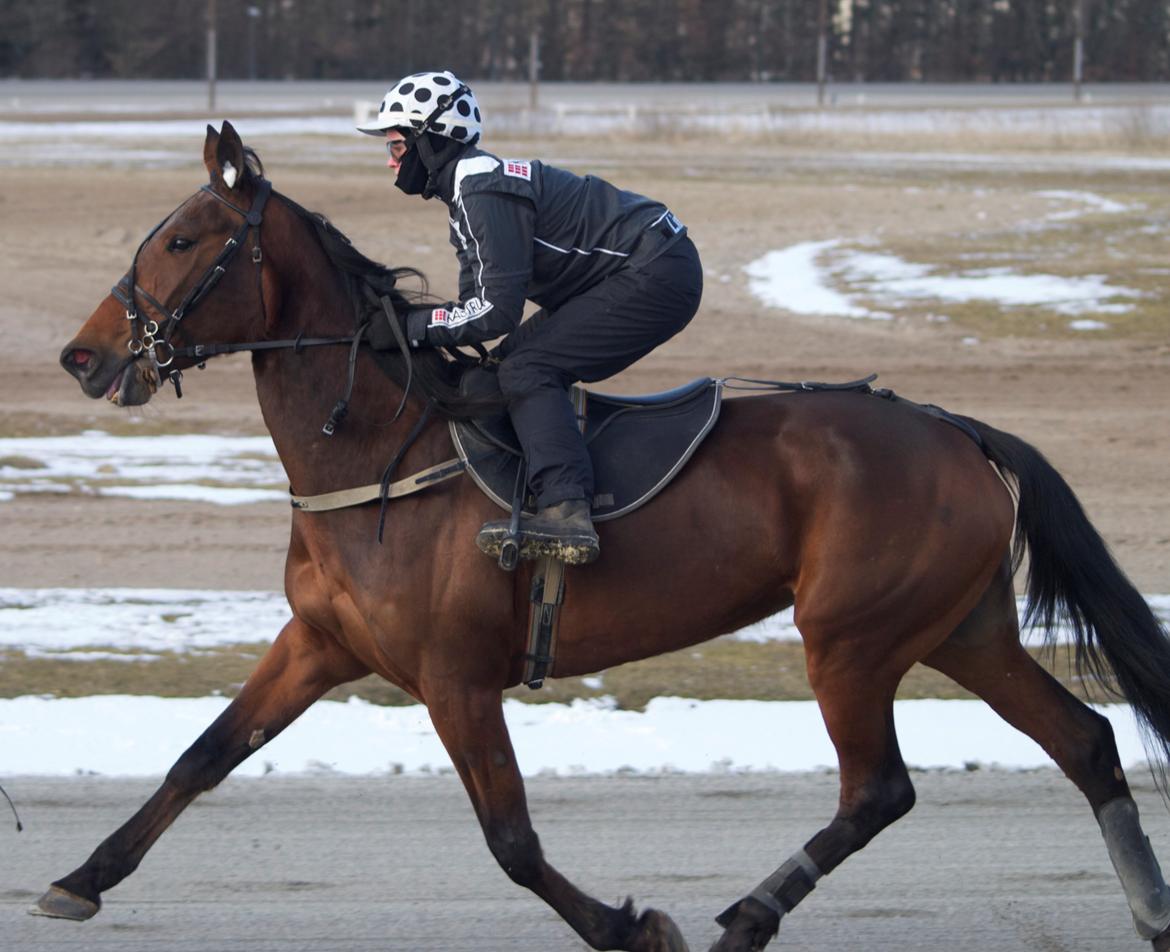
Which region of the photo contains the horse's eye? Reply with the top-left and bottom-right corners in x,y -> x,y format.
167,236 -> 195,252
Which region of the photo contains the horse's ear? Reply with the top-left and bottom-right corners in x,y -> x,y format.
202,124 -> 221,179
208,120 -> 245,190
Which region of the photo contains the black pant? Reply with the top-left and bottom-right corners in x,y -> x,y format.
496,236 -> 703,509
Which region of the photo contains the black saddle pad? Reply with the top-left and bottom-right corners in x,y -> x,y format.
450,370 -> 722,522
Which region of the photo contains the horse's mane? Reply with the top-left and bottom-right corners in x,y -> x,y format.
241,148 -> 504,421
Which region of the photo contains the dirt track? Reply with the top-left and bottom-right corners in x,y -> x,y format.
1,770 -> 1165,952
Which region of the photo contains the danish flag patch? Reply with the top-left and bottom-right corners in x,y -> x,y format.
503,160 -> 531,181
430,308 -> 450,325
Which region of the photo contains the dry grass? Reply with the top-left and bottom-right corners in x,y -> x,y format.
0,640 -> 1116,711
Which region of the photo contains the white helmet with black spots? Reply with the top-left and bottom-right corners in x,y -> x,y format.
357,70 -> 482,144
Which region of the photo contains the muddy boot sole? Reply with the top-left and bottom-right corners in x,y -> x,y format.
476,526 -> 599,565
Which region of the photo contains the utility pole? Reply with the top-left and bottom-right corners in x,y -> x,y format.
207,0 -> 218,111
529,29 -> 541,110
1073,0 -> 1085,102
816,0 -> 828,107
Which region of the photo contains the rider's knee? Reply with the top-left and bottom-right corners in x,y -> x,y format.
497,357 -> 566,401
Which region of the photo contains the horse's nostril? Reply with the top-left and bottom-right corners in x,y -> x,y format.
61,347 -> 97,376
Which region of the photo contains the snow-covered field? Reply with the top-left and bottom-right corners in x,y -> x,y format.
0,694 -> 1155,779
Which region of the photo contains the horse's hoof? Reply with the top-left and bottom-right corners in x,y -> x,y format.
29,885 -> 100,920
631,907 -> 690,952
708,897 -> 779,952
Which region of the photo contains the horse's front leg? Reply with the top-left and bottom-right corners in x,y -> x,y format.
427,688 -> 689,952
33,616 -> 367,920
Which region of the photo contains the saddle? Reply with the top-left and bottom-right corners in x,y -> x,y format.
450,367 -> 723,520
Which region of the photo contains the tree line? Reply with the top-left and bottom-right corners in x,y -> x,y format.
3,0 -> 1169,84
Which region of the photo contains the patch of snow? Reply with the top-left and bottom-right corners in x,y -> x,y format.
1036,189 -> 1131,220
0,431 -> 285,506
744,242 -> 1142,319
0,588 -> 290,655
742,241 -> 883,319
1069,319 -> 1109,331
109,484 -> 285,505
0,695 -> 1153,777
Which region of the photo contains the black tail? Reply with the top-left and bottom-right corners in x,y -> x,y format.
964,416 -> 1170,785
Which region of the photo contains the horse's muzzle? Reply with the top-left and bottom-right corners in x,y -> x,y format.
60,343 -> 152,405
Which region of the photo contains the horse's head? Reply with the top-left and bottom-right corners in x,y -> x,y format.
60,121 -> 272,407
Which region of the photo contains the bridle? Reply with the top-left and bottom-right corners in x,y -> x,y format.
108,176 -> 409,433
111,178 -> 273,393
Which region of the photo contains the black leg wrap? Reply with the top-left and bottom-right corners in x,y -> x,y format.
716,848 -> 823,927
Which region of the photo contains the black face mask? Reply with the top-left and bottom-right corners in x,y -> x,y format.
394,132 -> 471,200
394,145 -> 429,196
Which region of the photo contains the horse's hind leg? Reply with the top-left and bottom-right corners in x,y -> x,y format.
923,564 -> 1170,948
33,616 -> 367,921
711,653 -> 916,952
426,688 -> 688,952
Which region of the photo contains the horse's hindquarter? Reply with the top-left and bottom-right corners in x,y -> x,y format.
778,392 -> 1015,669
552,391 -> 1015,678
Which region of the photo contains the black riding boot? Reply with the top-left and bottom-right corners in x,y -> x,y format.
476,499 -> 600,565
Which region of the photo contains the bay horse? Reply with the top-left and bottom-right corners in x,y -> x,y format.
42,122 -> 1170,951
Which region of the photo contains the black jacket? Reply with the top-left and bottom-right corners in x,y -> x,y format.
404,146 -> 685,349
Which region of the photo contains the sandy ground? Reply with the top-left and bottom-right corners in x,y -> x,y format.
0,146 -> 1166,596
1,769 -> 1165,951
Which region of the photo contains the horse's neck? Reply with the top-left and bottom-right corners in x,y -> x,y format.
251,223 -> 438,496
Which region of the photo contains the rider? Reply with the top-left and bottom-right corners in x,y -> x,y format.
358,70 -> 702,565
